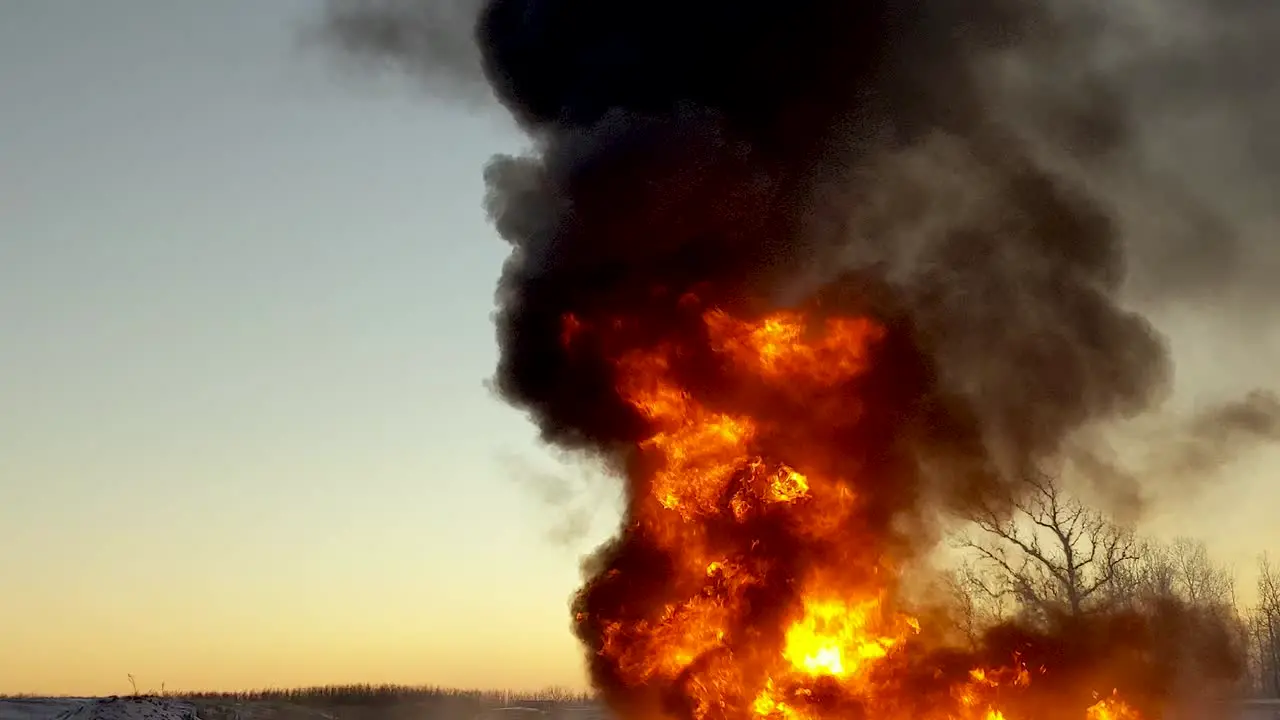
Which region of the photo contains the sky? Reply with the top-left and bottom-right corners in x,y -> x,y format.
1,0 -> 1278,698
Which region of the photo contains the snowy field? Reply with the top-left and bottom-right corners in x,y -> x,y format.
1,697 -> 1273,720
0,699 -> 93,720
0,699 -> 197,720
0,697 -> 610,720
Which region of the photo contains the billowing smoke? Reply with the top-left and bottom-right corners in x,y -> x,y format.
318,0 -> 1278,717
320,0 -> 1278,521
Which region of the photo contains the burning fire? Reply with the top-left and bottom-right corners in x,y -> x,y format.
1086,693 -> 1142,720
567,298 -> 1146,720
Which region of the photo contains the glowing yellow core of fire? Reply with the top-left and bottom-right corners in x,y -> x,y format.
565,307 -> 1143,720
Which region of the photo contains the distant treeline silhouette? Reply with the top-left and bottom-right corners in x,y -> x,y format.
182,685 -> 590,706
1,685 -> 593,706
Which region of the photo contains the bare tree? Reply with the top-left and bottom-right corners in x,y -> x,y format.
1169,537 -> 1236,609
1246,555 -> 1280,697
958,482 -> 1253,698
1108,537 -> 1236,612
938,565 -> 1000,650
1101,537 -> 1169,610
1140,538 -> 1248,701
956,472 -> 1140,621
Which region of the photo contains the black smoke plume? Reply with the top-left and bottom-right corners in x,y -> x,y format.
315,0 -> 1264,508
318,0 -> 1278,714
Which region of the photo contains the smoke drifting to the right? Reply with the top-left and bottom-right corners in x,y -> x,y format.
318,1 -> 1280,719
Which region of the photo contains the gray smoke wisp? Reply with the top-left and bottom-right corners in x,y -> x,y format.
316,0 -> 490,101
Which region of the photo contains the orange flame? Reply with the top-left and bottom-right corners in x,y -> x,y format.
780,598 -> 905,678
1086,692 -> 1142,720
567,304 -> 1142,720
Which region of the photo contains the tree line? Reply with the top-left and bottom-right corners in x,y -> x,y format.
182,685 -> 592,706
952,472 -> 1279,698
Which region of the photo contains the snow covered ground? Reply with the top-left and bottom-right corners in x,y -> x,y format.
0,698 -> 604,720
0,698 -> 91,720
0,698 -> 196,720
3,697 -> 1270,720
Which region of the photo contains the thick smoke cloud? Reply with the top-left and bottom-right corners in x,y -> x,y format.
1100,0 -> 1280,307
320,0 -> 1279,511
317,0 -> 1280,714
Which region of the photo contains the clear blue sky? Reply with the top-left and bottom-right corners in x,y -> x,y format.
1,0 -> 1277,697
0,0 -> 613,694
